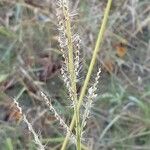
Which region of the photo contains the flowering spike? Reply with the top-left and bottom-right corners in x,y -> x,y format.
81,68 -> 101,132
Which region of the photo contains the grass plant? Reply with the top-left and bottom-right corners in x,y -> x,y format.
0,0 -> 150,150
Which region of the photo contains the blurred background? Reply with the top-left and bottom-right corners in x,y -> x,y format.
0,0 -> 150,149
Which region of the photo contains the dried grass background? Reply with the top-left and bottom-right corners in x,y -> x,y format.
0,0 -> 150,150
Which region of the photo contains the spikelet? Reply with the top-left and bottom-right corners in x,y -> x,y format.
13,99 -> 45,150
72,33 -> 81,78
81,68 -> 101,131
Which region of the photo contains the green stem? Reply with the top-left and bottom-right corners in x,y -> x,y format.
61,0 -> 112,149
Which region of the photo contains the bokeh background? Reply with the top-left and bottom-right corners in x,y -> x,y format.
0,0 -> 150,149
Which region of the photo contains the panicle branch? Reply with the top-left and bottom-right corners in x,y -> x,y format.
13,99 -> 45,150
81,68 -> 101,131
39,91 -> 76,143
